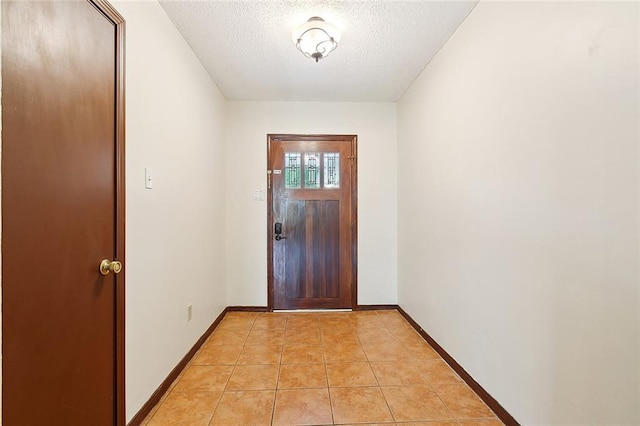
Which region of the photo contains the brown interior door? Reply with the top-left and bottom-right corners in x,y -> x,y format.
2,1 -> 125,423
268,135 -> 357,310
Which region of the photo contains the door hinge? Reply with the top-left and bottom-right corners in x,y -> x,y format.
347,156 -> 356,160
267,170 -> 272,189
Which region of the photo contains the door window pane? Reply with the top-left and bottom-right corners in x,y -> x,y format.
285,153 -> 301,188
304,153 -> 320,189
324,153 -> 340,188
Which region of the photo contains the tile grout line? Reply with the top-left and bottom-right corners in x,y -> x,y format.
263,318 -> 304,416
317,316 -> 338,425
354,316 -> 389,420
432,380 -> 458,423
206,312 -> 245,426
268,315 -> 285,426
381,310 -> 414,424
211,314 -> 256,424
322,353 -> 335,425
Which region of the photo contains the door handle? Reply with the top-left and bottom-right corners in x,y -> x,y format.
274,222 -> 287,241
99,259 -> 123,275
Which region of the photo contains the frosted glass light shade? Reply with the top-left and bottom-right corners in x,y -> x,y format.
292,17 -> 340,62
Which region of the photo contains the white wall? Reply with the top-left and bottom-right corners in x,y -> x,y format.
225,102 -> 397,307
111,1 -> 228,421
397,2 -> 639,425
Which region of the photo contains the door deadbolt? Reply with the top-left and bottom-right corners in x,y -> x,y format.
274,222 -> 287,241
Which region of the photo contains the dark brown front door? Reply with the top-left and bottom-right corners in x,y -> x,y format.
2,1 -> 125,424
268,135 -> 357,310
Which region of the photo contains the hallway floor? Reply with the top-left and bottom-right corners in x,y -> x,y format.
142,310 -> 503,425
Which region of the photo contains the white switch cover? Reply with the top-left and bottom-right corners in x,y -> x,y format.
252,189 -> 264,201
144,167 -> 153,189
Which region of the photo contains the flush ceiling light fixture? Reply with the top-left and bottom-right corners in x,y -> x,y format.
292,17 -> 340,62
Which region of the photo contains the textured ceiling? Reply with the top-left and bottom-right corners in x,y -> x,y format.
159,1 -> 477,102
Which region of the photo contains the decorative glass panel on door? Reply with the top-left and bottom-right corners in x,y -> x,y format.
304,152 -> 321,189
324,153 -> 340,188
285,153 -> 301,189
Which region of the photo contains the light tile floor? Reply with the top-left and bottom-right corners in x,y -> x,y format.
142,310 -> 503,425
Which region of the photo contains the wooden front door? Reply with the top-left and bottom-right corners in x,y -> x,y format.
2,1 -> 125,424
268,135 -> 357,310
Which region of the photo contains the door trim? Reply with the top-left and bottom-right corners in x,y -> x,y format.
90,1 -> 126,423
266,134 -> 357,311
1,0 -> 125,421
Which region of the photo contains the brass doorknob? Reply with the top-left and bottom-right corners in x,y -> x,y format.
99,259 -> 123,275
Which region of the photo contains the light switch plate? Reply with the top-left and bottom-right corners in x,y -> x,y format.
252,189 -> 264,201
145,167 -> 153,189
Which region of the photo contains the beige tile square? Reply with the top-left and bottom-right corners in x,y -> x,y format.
226,364 -> 279,391
325,362 -> 378,387
286,314 -> 319,329
205,330 -> 249,346
394,330 -> 428,346
356,327 -> 393,345
350,315 -> 387,329
172,366 -> 233,393
376,310 -> 403,322
278,363 -> 327,389
318,316 -> 354,329
415,359 -> 462,384
147,391 -> 221,426
433,383 -> 496,420
253,313 -> 287,330
317,312 -> 352,321
370,361 -> 427,386
210,390 -> 275,425
321,328 -> 360,345
404,341 -> 440,360
381,385 -> 452,422
284,328 -> 322,346
330,387 -> 393,424
387,324 -> 418,339
191,345 -> 243,366
272,388 -> 333,426
217,317 -> 255,331
383,316 -> 412,330
323,343 -> 367,362
245,329 -> 285,346
281,345 -> 324,364
237,344 -> 283,365
223,311 -> 258,320
361,342 -> 406,362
